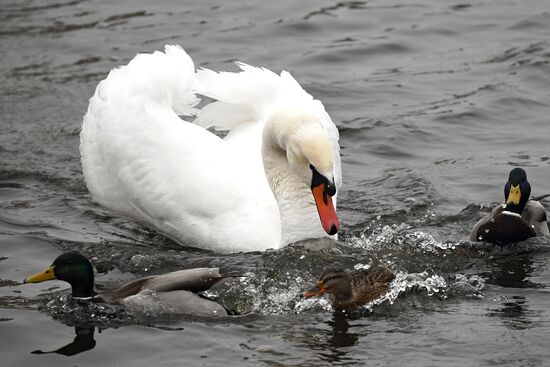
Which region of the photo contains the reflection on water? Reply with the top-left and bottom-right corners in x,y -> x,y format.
326,314 -> 359,349
486,255 -> 535,289
483,248 -> 546,331
487,295 -> 545,331
497,296 -> 532,330
291,314 -> 361,365
32,325 -> 96,356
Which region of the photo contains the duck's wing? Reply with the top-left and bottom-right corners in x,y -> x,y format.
353,263 -> 395,288
80,45 -> 279,252
531,194 -> 550,201
101,268 -> 231,304
469,204 -> 502,241
141,268 -> 230,293
98,277 -> 151,303
349,264 -> 394,305
524,200 -> 550,237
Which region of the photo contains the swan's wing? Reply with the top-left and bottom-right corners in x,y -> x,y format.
194,63 -> 287,130
193,64 -> 288,172
81,46 -> 279,251
194,65 -> 342,204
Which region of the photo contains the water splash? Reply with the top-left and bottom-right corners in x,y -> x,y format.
220,270 -> 312,315
363,271 -> 447,311
43,294 -> 132,327
353,222 -> 459,252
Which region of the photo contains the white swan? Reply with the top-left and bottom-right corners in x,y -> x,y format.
80,45 -> 341,253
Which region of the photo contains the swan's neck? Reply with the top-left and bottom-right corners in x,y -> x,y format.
262,137 -> 327,247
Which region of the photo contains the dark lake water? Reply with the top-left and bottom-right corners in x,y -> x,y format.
1,0 -> 550,366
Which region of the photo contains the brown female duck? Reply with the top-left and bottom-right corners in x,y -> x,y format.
302,262 -> 395,311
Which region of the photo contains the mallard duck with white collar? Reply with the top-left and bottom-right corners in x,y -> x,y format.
470,168 -> 550,244
24,252 -> 236,316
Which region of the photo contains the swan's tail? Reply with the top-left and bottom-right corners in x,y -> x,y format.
80,45 -> 200,211
86,45 -> 199,118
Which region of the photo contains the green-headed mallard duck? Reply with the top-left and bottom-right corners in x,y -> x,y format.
470,168 -> 550,244
24,252 -> 234,316
301,262 -> 395,311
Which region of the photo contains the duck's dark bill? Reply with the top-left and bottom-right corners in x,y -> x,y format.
311,185 -> 340,235
302,284 -> 326,298
24,266 -> 56,283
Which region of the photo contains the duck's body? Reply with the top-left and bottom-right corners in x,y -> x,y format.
80,45 -> 341,253
470,168 -> 549,244
302,262 -> 395,311
24,252 -> 231,316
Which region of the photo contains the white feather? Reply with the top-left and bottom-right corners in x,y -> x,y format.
80,45 -> 341,252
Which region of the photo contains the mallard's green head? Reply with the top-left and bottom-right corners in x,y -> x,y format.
504,168 -> 531,214
24,252 -> 95,298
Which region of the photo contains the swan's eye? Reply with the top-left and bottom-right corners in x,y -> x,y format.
326,182 -> 336,196
309,164 -> 315,171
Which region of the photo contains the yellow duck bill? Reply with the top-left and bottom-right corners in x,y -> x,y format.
24,266 -> 56,283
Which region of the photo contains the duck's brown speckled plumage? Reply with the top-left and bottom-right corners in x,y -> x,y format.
343,264 -> 396,309
303,262 -> 395,311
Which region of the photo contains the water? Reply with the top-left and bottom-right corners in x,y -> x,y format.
1,0 -> 550,365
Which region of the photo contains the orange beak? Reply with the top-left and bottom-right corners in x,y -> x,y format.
312,184 -> 340,235
302,282 -> 326,298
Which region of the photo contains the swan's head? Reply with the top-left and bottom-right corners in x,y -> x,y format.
283,115 -> 340,236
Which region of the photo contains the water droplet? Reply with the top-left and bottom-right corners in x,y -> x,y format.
490,218 -> 495,223
478,236 -> 483,240
485,229 -> 489,233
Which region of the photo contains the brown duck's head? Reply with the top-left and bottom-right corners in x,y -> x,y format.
302,268 -> 352,303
